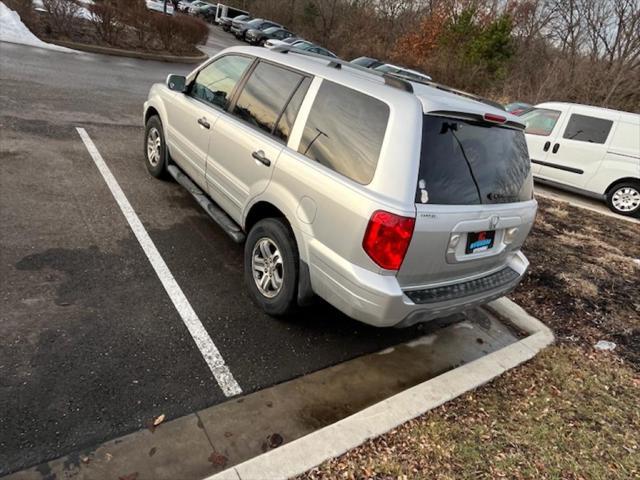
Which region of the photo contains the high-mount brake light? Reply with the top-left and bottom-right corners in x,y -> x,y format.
483,113 -> 507,123
362,210 -> 415,271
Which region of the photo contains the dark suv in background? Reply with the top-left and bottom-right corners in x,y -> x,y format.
232,18 -> 282,40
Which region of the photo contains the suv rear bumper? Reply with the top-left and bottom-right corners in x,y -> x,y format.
308,242 -> 529,328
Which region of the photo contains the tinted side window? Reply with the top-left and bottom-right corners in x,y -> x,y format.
563,114 -> 613,144
298,81 -> 389,184
233,62 -> 304,135
190,55 -> 252,110
521,108 -> 561,136
274,77 -> 311,142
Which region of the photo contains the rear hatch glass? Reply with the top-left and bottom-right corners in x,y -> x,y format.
416,115 -> 533,205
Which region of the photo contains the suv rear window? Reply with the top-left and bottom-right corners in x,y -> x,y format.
298,80 -> 389,184
417,115 -> 532,205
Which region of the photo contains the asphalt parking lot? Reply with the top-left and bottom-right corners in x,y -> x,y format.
0,36 -> 436,475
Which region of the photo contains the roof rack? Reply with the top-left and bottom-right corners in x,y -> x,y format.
271,45 -> 414,93
271,45 -> 504,110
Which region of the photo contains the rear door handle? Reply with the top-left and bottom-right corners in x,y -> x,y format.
552,143 -> 560,154
252,150 -> 271,167
543,141 -> 551,152
197,117 -> 210,129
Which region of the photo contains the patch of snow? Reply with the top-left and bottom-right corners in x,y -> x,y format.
0,2 -> 74,52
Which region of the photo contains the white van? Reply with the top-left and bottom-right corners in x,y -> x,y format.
521,102 -> 640,217
214,3 -> 249,24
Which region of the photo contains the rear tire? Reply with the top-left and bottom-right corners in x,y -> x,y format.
144,115 -> 168,179
606,181 -> 640,218
244,218 -> 299,316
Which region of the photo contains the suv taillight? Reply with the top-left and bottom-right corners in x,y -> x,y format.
363,210 -> 415,270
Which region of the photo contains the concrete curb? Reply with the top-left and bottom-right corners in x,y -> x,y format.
207,297 -> 554,480
48,40 -> 208,64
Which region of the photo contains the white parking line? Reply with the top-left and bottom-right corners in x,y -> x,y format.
76,127 -> 242,397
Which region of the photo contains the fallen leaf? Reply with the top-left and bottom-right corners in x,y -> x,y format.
208,451 -> 227,467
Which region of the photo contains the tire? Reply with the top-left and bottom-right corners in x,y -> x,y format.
606,181 -> 640,218
259,39 -> 266,47
144,115 -> 168,179
244,218 -> 299,316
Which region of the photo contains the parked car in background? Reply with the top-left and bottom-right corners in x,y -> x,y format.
220,14 -> 251,32
213,3 -> 248,24
143,46 -> 536,326
351,56 -> 384,68
287,40 -> 337,58
264,35 -> 301,49
373,63 -> 432,82
196,4 -> 218,22
146,0 -> 174,14
188,0 -> 209,15
177,0 -> 195,12
246,26 -> 294,46
505,102 -> 533,116
522,102 -> 640,217
232,18 -> 282,40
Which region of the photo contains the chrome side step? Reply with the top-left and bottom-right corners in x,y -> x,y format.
167,165 -> 245,243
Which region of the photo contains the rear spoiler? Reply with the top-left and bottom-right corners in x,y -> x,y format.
428,110 -> 526,130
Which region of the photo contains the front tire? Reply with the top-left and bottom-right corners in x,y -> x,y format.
144,115 -> 168,179
606,181 -> 640,218
244,218 -> 299,316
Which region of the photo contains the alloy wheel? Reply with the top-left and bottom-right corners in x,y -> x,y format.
252,237 -> 284,298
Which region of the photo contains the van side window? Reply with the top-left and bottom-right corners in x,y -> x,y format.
233,61 -> 304,136
190,55 -> 252,110
275,77 -> 311,143
521,108 -> 561,136
298,80 -> 389,184
563,114 -> 613,144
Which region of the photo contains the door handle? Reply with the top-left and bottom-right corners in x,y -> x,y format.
252,150 -> 271,167
197,117 -> 210,129
543,141 -> 551,152
552,143 -> 560,154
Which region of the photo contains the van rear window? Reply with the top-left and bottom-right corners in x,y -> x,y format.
417,115 -> 533,205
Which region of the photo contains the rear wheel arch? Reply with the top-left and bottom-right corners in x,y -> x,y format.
605,177 -> 640,195
244,201 -> 315,306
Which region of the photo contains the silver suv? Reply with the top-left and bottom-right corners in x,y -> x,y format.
143,46 -> 537,327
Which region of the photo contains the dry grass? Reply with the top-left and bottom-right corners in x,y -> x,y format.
302,346 -> 640,480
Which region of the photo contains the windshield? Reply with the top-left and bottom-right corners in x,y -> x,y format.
416,115 -> 532,205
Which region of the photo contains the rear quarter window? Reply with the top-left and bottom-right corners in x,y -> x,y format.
563,114 -> 613,144
298,80 -> 389,184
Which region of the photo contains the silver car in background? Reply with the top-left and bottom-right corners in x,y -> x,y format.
143,46 -> 537,327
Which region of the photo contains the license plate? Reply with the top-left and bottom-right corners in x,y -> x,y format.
465,231 -> 495,254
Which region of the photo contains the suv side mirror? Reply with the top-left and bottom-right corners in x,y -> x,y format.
167,74 -> 187,92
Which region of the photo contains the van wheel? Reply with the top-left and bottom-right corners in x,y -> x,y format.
144,115 -> 168,179
606,181 -> 640,218
244,218 -> 299,316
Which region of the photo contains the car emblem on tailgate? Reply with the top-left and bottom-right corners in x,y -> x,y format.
490,215 -> 499,229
